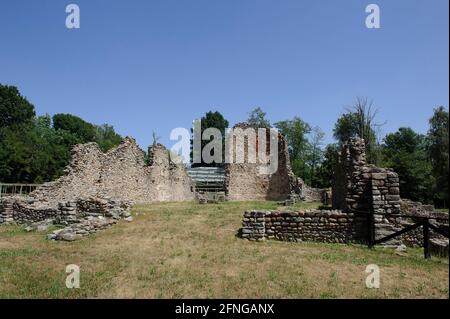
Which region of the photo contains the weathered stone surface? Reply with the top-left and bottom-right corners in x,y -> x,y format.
1,195 -> 132,240
31,138 -> 195,205
224,123 -> 325,201
0,137 -> 196,241
241,209 -> 356,243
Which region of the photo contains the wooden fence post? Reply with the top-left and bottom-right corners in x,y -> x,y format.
367,212 -> 375,248
423,219 -> 430,259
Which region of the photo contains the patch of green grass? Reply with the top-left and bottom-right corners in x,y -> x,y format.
0,201 -> 448,298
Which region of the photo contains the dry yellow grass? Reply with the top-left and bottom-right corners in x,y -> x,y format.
0,201 -> 448,298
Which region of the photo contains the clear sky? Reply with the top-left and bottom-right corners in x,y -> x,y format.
0,0 -> 448,149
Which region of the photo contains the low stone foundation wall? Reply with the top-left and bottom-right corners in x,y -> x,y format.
242,210 -> 361,243
0,195 -> 132,241
241,209 -> 449,251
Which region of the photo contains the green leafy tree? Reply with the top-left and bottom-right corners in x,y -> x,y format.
381,127 -> 434,203
247,107 -> 271,128
315,143 -> 340,188
307,126 -> 325,187
53,113 -> 97,143
0,86 -> 123,183
275,117 -> 311,180
191,111 -> 229,167
0,84 -> 35,129
333,112 -> 358,143
426,106 -> 449,207
95,124 -> 123,152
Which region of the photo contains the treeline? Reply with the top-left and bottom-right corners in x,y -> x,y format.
0,84 -> 123,183
1,85 -> 448,207
197,100 -> 449,208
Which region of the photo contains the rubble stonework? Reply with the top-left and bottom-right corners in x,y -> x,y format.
224,123 -> 319,201
332,137 -> 401,214
0,195 -> 131,241
241,137 -> 448,252
241,210 -> 359,243
241,208 -> 448,253
31,138 -> 195,205
0,137 -> 194,240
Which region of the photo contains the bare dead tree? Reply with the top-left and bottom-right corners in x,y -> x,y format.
345,97 -> 386,164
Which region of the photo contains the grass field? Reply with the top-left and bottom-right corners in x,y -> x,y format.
0,201 -> 448,298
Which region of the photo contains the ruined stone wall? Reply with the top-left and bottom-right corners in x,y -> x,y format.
240,206 -> 448,251
224,123 -> 300,201
302,184 -> 326,202
329,137 -> 448,250
332,137 -> 401,214
31,143 -> 104,204
146,144 -> 195,202
0,195 -> 132,241
1,195 -> 131,226
241,210 -> 359,243
30,137 -> 195,206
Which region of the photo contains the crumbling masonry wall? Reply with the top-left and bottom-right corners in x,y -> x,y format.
31,137 -> 195,206
0,137 -> 195,240
332,137 -> 401,214
241,137 -> 448,251
331,137 -> 402,242
224,123 -> 311,201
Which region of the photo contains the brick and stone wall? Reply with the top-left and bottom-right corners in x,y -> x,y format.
224,123 -> 311,201
225,124 -> 291,201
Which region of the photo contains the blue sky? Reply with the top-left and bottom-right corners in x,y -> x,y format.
0,0 -> 448,149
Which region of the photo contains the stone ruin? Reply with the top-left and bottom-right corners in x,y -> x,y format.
242,137 -> 449,254
1,128 -> 446,251
224,123 -> 323,202
0,125 -> 325,241
0,137 -> 195,240
332,137 -> 401,215
31,137 -> 195,204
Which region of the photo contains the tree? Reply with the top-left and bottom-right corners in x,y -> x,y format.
315,143 -> 340,188
0,114 -> 83,183
191,111 -> 229,167
308,126 -> 325,187
53,113 -> 97,143
333,112 -> 358,144
426,106 -> 449,207
0,86 -> 123,184
333,97 -> 383,164
0,84 -> 35,129
247,107 -> 271,128
95,124 -> 123,152
275,117 -> 311,180
381,127 -> 434,203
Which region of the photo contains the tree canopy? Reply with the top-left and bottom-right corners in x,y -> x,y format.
0,85 -> 35,129
247,107 -> 271,128
191,111 -> 229,167
426,106 -> 449,207
0,84 -> 123,183
381,127 -> 434,203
